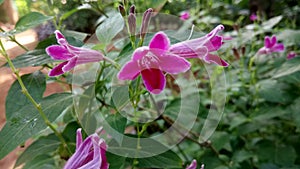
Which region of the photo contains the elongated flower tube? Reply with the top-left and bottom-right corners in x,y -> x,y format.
140,8 -> 153,40
63,128 -> 109,169
118,31 -> 191,94
46,30 -> 104,76
257,35 -> 284,55
169,25 -> 229,67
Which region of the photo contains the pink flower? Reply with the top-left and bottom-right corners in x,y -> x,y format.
46,30 -> 104,76
63,128 -> 109,169
169,25 -> 229,67
250,13 -> 258,21
118,32 -> 191,94
180,11 -> 190,20
186,160 -> 204,169
287,51 -> 297,60
258,35 -> 284,55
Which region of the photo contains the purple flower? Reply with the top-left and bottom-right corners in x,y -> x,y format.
169,25 -> 229,67
287,51 -> 297,60
186,160 -> 204,169
250,13 -> 258,21
46,30 -> 104,76
258,35 -> 284,55
180,11 -> 190,20
64,128 -> 109,169
118,32 -> 191,94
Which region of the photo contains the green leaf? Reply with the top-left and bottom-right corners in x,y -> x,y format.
12,12 -> 53,34
144,0 -> 167,12
0,0 -> 4,5
5,71 -> 46,120
3,49 -> 53,68
96,13 -> 124,44
136,149 -> 183,168
277,29 -> 300,44
273,57 -> 300,78
106,152 -> 126,169
275,145 -> 297,166
22,155 -> 56,169
258,79 -> 295,103
0,93 -> 72,160
262,15 -> 283,30
15,134 -> 60,167
104,113 -> 127,143
210,131 -> 231,151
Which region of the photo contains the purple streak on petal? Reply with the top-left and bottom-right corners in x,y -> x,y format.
58,38 -> 69,46
76,49 -> 104,64
76,128 -> 83,149
204,54 -> 229,67
46,45 -> 73,60
118,60 -> 140,80
55,30 -> 65,40
100,139 -> 109,169
169,42 -> 208,58
79,137 -> 102,169
264,36 -> 272,48
48,61 -> 68,76
271,43 -> 284,52
132,46 -> 149,61
149,31 -> 170,55
141,68 -> 165,94
62,57 -> 77,72
204,35 -> 223,52
186,160 -> 197,169
159,53 -> 191,74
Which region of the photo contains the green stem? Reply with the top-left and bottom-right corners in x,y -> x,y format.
0,27 -> 29,51
103,56 -> 121,70
0,39 -> 71,155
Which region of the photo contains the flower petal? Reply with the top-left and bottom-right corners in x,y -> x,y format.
141,68 -> 166,94
46,45 -> 74,60
271,43 -> 284,52
118,60 -> 140,80
132,46 -> 149,61
270,35 -> 277,47
158,53 -> 191,74
149,31 -> 170,55
186,160 -> 197,169
264,36 -> 272,48
62,57 -> 77,72
206,25 -> 224,38
55,30 -> 65,40
48,61 -> 68,76
204,54 -> 229,67
76,49 -> 104,64
169,43 -> 208,58
204,35 -> 223,52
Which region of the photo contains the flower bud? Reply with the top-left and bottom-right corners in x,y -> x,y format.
128,13 -> 136,36
118,5 -> 126,16
140,8 -> 153,40
232,47 -> 240,59
129,5 -> 135,14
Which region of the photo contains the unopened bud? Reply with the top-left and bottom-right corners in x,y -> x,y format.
241,46 -> 246,56
129,5 -> 135,14
232,47 -> 240,59
118,5 -> 126,16
140,8 -> 153,39
128,13 -> 136,36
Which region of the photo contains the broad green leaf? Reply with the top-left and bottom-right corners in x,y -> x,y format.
273,57 -> 300,78
36,34 -> 84,49
252,107 -> 287,122
210,131 -> 231,151
106,152 -> 126,169
0,93 -> 72,160
275,145 -> 297,166
277,29 -> 300,44
104,113 -> 127,143
257,79 -> 295,103
135,149 -> 183,168
3,50 -> 53,68
5,71 -> 46,119
12,12 -> 53,34
96,13 -> 124,44
22,155 -> 56,169
262,15 -> 282,30
15,134 -> 60,167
